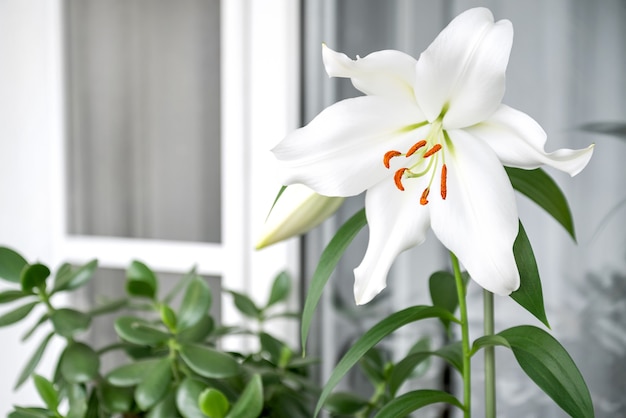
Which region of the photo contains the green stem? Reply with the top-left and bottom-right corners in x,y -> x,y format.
451,252 -> 471,418
484,289 -> 496,418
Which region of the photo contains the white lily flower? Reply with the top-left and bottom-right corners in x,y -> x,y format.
272,8 -> 594,304
256,184 -> 344,250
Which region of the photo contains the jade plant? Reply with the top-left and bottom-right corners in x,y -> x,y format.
0,246 -> 317,417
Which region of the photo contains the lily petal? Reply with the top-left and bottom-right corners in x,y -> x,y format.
468,104 -> 595,176
414,7 -> 513,129
255,184 -> 345,250
354,178 -> 431,305
272,95 -> 428,196
430,129 -> 520,295
322,44 -> 417,103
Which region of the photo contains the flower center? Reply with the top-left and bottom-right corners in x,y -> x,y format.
382,119 -> 447,205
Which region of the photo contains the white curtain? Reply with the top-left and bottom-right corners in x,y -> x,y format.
302,1 -> 626,416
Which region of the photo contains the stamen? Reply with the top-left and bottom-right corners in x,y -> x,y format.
440,164 -> 447,200
383,150 -> 402,168
394,168 -> 408,191
405,140 -> 427,157
420,187 -> 430,205
423,144 -> 442,158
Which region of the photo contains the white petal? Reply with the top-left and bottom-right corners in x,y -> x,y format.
430,129 -> 520,295
414,7 -> 513,128
467,105 -> 595,176
272,95 -> 428,196
322,44 -> 417,102
354,178 -> 431,305
255,184 -> 345,249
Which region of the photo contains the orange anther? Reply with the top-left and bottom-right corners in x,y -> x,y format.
420,187 -> 430,205
383,150 -> 402,168
423,143 -> 442,158
406,140 -> 427,157
440,164 -> 447,200
394,168 -> 408,191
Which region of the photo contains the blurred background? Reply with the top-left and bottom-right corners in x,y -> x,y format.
1,0 -> 625,416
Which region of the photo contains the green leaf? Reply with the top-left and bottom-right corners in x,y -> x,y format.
302,208 -> 367,350
0,289 -> 29,304
101,382 -> 134,413
52,259 -> 98,293
126,260 -> 158,299
114,316 -> 170,345
314,305 -> 458,416
177,276 -> 212,331
160,304 -> 178,331
176,378 -> 207,418
324,392 -> 369,415
226,374 -> 263,418
0,246 -> 28,283
50,308 -> 91,337
429,271 -> 468,330
260,332 -> 291,366
228,291 -> 261,318
106,358 -> 162,386
374,389 -> 463,417
134,357 -> 172,410
0,301 -> 38,327
433,341 -> 463,373
510,222 -> 550,328
498,326 -> 594,418
266,271 -> 291,308
33,374 -> 59,412
60,342 -> 100,383
179,343 -> 241,378
66,384 -> 88,418
147,390 -> 177,418
21,312 -> 49,341
15,332 -> 54,390
8,407 -> 52,418
20,263 -> 50,293
177,314 -> 214,343
199,388 -> 230,418
87,298 -> 128,316
506,167 -> 575,240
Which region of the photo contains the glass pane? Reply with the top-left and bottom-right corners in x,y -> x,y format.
66,0 -> 221,242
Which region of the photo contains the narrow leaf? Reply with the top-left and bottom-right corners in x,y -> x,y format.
52,259 -> 98,293
499,326 -> 594,418
324,392 -> 369,415
226,374 -> 263,418
21,312 -> 49,341
15,332 -> 54,389
126,260 -> 158,299
180,343 -> 241,378
134,357 -> 172,410
302,209 -> 367,350
0,289 -> 29,304
266,271 -> 291,308
429,271 -> 467,330
60,342 -> 100,383
50,308 -> 91,337
0,246 -> 28,283
0,301 -> 38,327
176,378 -> 207,418
87,298 -> 128,316
33,374 -> 59,412
506,167 -> 575,240
374,389 -> 463,418
314,305 -> 457,416
510,222 -> 550,327
177,276 -> 212,331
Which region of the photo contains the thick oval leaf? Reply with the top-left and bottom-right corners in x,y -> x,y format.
324,392 -> 369,415
374,389 -> 463,417
66,384 -> 88,418
33,374 -> 59,412
499,326 -> 594,418
101,383 -> 134,413
177,314 -> 213,343
176,378 -> 207,418
180,344 -> 240,378
160,304 -> 177,331
0,247 -> 28,283
260,332 -> 291,366
228,291 -> 261,318
126,260 -> 158,299
314,305 -> 458,417
266,271 -> 291,308
199,388 -> 230,418
106,358 -> 162,386
114,316 -> 170,346
0,289 -> 29,304
134,357 -> 172,410
147,390 -> 177,418
510,222 -> 549,327
177,276 -> 211,331
506,167 -> 575,240
51,308 -> 91,337
0,301 -> 38,327
52,259 -> 98,293
60,342 -> 100,383
226,374 -> 263,418
15,332 -> 54,390
21,264 -> 50,293
302,208 -> 367,351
